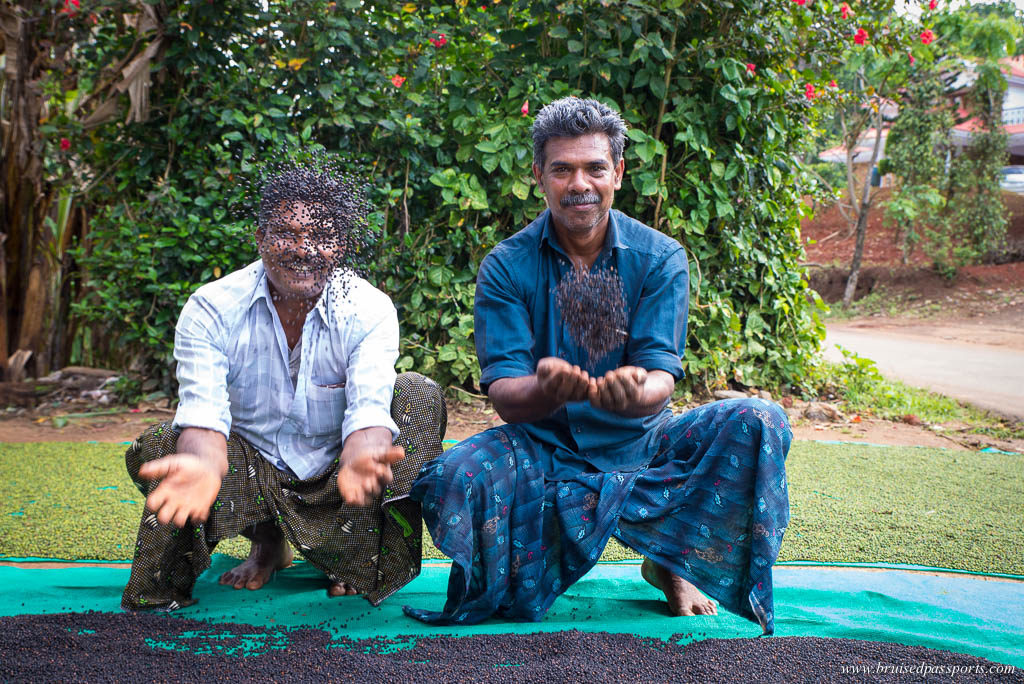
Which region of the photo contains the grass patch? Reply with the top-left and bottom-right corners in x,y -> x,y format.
822,286 -> 949,322
2,441 -> 1021,574
826,347 -> 1024,441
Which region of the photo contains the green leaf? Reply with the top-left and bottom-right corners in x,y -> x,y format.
549,25 -> 569,39
475,140 -> 500,154
481,154 -> 500,173
511,179 -> 530,200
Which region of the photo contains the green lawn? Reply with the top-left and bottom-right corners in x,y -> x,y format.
1,441 -> 1021,574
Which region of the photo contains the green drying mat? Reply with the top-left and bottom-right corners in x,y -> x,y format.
0,557 -> 1021,668
3,441 -> 1023,574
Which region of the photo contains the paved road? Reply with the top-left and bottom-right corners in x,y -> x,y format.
824,324 -> 1024,421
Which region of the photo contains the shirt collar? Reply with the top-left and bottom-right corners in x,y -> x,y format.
540,208 -> 626,259
247,260 -> 330,327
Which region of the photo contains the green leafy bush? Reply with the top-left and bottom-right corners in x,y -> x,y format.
63,0 -> 896,394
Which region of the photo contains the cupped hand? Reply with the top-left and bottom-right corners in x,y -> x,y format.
337,445 -> 405,507
138,454 -> 225,528
589,366 -> 648,414
536,357 -> 594,404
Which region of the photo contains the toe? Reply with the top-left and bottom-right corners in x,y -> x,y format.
673,604 -> 695,617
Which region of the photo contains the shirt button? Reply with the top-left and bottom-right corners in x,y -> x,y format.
574,426 -> 581,434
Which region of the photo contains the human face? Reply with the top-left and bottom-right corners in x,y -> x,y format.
257,201 -> 342,302
533,132 -> 624,239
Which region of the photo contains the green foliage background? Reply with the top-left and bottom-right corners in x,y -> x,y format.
56,0 -> 882,394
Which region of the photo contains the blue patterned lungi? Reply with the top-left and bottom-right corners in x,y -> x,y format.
403,397 -> 791,634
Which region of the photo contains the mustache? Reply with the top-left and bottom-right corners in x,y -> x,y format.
560,192 -> 600,207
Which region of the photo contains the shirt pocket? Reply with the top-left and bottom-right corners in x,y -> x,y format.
306,374 -> 347,435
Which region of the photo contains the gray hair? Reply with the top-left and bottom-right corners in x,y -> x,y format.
531,97 -> 628,169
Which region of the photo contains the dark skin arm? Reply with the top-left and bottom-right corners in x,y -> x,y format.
489,357 -> 674,423
336,426 -> 405,506
138,427 -> 228,527
488,357 -> 592,423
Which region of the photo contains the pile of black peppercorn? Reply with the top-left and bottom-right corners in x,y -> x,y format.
554,266 -> 628,366
3,611 -> 1020,683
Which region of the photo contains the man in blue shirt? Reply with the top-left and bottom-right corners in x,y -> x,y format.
404,98 -> 792,634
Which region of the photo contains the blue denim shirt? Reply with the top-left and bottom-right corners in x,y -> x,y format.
475,208 -> 689,476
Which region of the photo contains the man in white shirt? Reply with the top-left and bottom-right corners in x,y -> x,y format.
121,165 -> 446,610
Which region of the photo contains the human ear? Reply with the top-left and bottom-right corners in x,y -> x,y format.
532,163 -> 545,195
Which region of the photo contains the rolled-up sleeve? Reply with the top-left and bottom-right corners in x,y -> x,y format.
342,295 -> 400,443
626,243 -> 689,380
475,250 -> 537,393
172,293 -> 232,438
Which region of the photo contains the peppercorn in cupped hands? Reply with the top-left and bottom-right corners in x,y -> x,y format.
405,98 -> 791,633
122,155 -> 447,611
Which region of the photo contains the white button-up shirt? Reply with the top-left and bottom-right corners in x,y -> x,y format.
172,260 -> 400,480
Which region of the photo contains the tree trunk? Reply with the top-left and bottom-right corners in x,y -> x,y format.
842,207 -> 870,306
0,5 -> 63,378
843,107 -> 885,307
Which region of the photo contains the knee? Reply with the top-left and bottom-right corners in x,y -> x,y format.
418,429 -> 505,490
125,422 -> 177,483
720,397 -> 792,439
393,372 -> 448,440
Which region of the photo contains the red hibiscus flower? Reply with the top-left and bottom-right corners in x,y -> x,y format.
430,33 -> 447,48
920,29 -> 935,45
908,53 -> 916,64
840,2 -> 851,19
391,74 -> 406,88
804,83 -> 817,100
928,0 -> 937,9
59,137 -> 71,151
746,63 -> 756,74
521,100 -> 529,116
791,0 -> 806,5
854,28 -> 868,45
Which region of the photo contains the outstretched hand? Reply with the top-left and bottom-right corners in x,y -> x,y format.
138,454 -> 224,528
337,433 -> 405,507
536,357 -> 594,404
588,366 -> 648,414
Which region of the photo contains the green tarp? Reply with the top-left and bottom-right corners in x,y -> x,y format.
1,556 -> 1021,667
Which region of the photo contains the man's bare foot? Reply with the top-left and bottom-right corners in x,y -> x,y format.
218,522 -> 293,590
641,558 -> 718,616
327,581 -> 359,597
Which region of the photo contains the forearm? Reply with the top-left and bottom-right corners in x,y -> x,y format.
488,375 -> 566,424
176,427 -> 229,477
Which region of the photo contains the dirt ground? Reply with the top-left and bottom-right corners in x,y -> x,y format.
0,397 -> 1009,452
804,189 -> 1024,308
